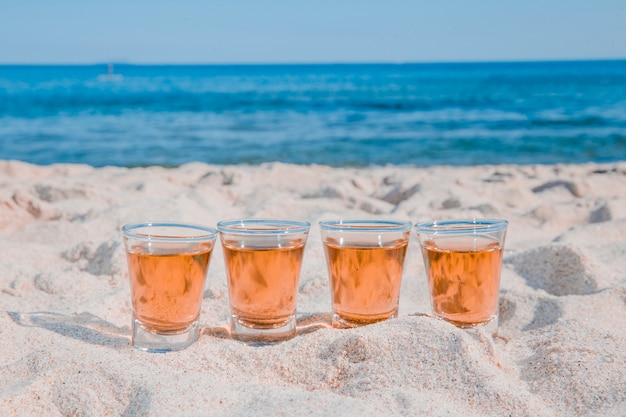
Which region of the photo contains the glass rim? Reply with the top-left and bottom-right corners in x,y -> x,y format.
319,219 -> 413,232
121,221 -> 218,241
217,219 -> 311,235
415,218 -> 508,234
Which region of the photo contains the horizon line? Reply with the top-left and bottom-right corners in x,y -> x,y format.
1,57 -> 626,66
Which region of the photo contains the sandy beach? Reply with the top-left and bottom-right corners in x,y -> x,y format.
0,160 -> 624,416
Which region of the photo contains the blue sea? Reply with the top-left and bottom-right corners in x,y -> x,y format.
1,61 -> 625,167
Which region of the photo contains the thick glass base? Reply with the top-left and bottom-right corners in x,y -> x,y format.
230,315 -> 296,345
132,320 -> 199,353
331,311 -> 397,329
439,314 -> 499,335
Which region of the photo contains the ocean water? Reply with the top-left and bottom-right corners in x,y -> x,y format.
0,61 -> 625,167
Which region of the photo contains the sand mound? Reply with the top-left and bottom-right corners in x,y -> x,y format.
506,244 -> 598,296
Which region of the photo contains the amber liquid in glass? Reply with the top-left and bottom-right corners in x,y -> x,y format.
324,238 -> 408,327
421,235 -> 503,327
222,239 -> 305,328
127,245 -> 212,333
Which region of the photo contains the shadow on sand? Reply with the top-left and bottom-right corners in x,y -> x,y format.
8,311 -> 334,348
200,312 -> 333,341
8,311 -> 131,349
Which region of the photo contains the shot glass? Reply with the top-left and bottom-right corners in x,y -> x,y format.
122,222 -> 217,352
415,219 -> 508,334
319,219 -> 412,328
217,219 -> 310,344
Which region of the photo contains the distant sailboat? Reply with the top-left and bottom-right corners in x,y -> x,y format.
98,63 -> 124,82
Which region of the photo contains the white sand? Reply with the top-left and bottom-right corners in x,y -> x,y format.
0,160 -> 624,416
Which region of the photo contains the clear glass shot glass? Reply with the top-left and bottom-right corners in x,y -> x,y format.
122,222 -> 218,352
415,219 -> 508,334
319,219 -> 412,328
217,219 -> 310,345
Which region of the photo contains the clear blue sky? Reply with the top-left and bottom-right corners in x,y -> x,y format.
1,0 -> 625,64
